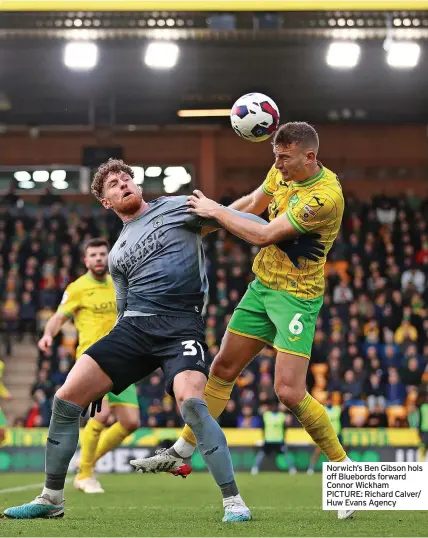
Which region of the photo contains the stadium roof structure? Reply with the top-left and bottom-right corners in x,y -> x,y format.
0,10 -> 427,127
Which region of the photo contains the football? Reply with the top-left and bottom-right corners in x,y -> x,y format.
230,92 -> 280,142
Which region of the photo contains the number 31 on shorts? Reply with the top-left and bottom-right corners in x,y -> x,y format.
289,313 -> 304,335
181,340 -> 205,360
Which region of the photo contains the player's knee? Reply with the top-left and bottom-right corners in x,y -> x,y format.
274,383 -> 304,409
55,385 -> 88,409
180,397 -> 207,428
173,370 -> 206,408
210,353 -> 239,382
55,385 -> 74,403
120,415 -> 140,432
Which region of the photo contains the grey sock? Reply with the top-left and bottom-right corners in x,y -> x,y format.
45,396 -> 83,490
181,397 -> 238,498
220,481 -> 239,498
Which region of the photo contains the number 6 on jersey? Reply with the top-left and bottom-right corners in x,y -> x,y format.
289,313 -> 304,335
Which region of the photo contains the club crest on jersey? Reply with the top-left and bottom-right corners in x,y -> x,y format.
288,194 -> 299,207
153,215 -> 164,228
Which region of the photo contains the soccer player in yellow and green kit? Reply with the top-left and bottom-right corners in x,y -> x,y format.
139,122 -> 355,520
38,238 -> 140,494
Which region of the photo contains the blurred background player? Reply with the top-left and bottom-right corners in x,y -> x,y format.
250,401 -> 296,475
37,237 -> 140,494
307,394 -> 342,475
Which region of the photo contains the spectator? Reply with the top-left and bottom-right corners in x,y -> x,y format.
237,405 -> 262,428
18,291 -> 38,341
401,266 -> 425,294
385,369 -> 406,406
31,369 -> 53,399
365,372 -> 386,412
0,183 -> 21,207
341,370 -> 363,404
400,357 -> 422,388
367,403 -> 388,427
333,280 -> 354,304
395,318 -> 419,347
219,400 -> 239,428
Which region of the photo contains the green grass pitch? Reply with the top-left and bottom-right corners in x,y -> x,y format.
0,472 -> 425,536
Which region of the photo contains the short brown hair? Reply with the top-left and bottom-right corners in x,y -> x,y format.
91,158 -> 134,201
273,122 -> 319,153
82,237 -> 110,255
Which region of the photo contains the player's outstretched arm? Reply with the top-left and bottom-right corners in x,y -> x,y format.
187,190 -> 298,247
200,185 -> 271,237
38,312 -> 69,352
228,185 -> 272,215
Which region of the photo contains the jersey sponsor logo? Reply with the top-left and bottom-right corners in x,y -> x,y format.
60,292 -> 69,305
312,195 -> 325,207
299,204 -> 317,222
93,301 -> 116,312
116,230 -> 165,273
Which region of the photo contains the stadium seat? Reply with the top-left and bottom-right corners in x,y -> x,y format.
331,392 -> 342,405
312,389 -> 327,404
386,405 -> 407,427
325,261 -> 349,282
349,405 -> 369,427
406,391 -> 418,407
311,363 -> 328,377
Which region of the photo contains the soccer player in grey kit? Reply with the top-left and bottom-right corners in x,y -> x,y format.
3,159 -> 255,522
3,159 -> 323,522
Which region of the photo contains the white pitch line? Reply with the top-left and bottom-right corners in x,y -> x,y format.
0,478 -> 72,494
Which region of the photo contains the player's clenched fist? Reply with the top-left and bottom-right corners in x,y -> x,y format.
187,190 -> 220,219
38,334 -> 53,352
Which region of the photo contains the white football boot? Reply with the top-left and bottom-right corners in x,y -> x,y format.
73,475 -> 105,494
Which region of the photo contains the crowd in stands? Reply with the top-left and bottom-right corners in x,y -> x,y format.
0,190 -> 427,430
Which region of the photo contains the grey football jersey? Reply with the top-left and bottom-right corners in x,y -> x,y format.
109,196 -> 207,318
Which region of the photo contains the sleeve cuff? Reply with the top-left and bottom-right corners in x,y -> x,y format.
286,210 -> 307,234
262,185 -> 274,196
57,308 -> 73,319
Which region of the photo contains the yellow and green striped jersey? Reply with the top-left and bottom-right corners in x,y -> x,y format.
58,273 -> 117,359
253,162 -> 344,299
